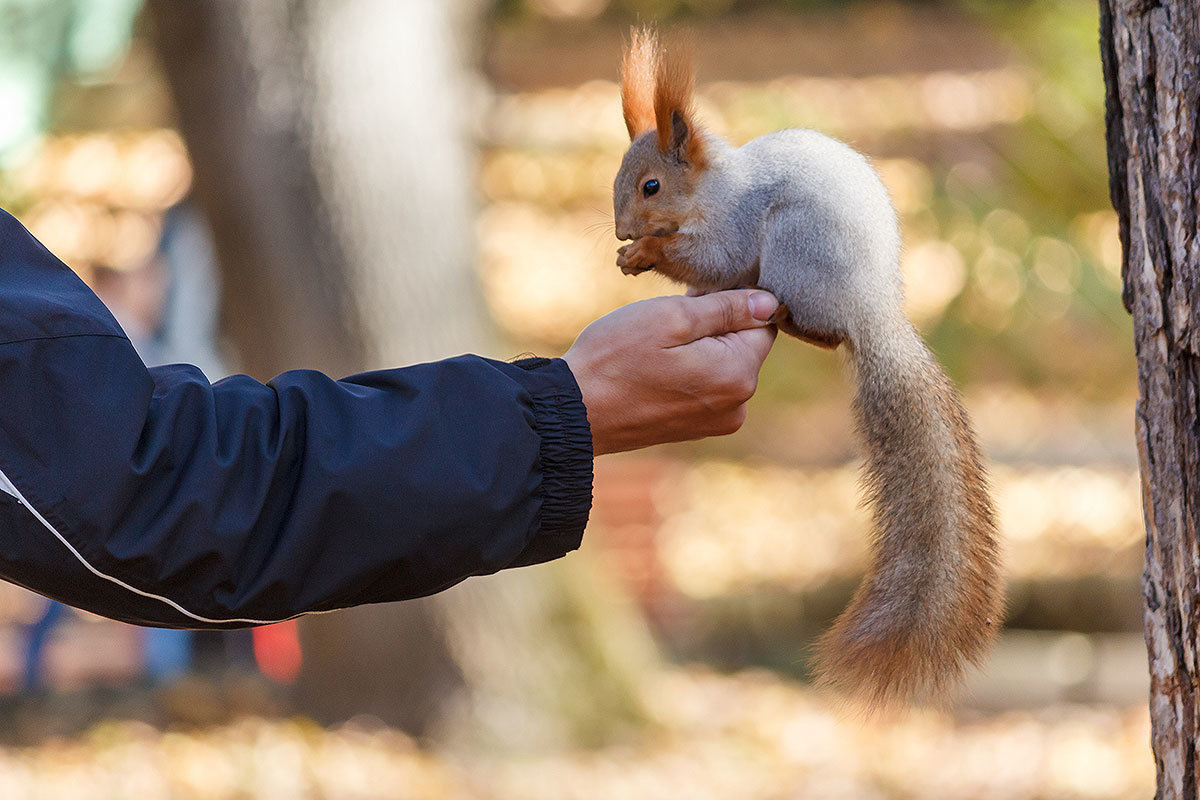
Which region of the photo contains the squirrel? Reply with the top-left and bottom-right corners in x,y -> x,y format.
612,28 -> 1003,711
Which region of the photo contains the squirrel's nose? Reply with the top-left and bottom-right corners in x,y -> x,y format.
615,226 -> 631,241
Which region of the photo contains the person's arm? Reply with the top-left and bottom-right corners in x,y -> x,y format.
0,210 -> 592,628
0,209 -> 777,628
0,350 -> 595,629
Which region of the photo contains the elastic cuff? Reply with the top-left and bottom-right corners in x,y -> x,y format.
506,357 -> 593,566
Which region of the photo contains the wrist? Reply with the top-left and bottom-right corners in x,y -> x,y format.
560,352 -> 610,456
507,356 -> 594,543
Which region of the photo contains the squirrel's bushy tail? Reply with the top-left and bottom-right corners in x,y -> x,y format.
814,323 -> 1003,711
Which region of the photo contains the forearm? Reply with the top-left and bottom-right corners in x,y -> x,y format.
0,347 -> 592,628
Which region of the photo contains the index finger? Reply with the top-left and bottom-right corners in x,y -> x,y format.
726,324 -> 777,367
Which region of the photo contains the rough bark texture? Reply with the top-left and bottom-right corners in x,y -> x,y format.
148,0 -> 650,746
1100,2 -> 1200,796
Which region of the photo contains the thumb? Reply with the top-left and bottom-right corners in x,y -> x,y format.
678,289 -> 780,341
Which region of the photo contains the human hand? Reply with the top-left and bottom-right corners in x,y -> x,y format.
563,289 -> 779,456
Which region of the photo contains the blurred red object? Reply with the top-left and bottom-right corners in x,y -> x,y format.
252,620 -> 302,684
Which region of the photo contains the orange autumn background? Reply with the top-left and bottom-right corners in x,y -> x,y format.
0,1 -> 1146,797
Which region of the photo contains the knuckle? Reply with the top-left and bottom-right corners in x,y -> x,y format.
718,363 -> 757,402
711,406 -> 747,436
733,371 -> 758,402
721,295 -> 742,332
666,302 -> 697,339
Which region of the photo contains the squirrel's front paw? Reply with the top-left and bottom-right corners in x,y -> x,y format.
617,238 -> 659,276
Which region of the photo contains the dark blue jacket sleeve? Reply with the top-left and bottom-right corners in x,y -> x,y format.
0,209 -> 592,628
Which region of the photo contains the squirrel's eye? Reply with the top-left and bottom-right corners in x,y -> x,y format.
642,178 -> 660,198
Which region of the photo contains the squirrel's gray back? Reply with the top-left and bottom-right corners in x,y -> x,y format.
729,129 -> 904,341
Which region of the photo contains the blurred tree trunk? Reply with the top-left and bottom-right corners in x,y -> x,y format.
148,0 -> 651,745
1100,2 -> 1200,796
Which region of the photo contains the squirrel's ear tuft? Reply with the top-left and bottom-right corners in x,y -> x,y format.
621,27 -> 659,140
654,35 -> 706,168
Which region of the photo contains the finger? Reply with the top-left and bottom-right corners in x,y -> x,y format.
676,289 -> 780,342
726,324 -> 777,366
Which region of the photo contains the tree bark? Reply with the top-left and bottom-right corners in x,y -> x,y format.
148,0 -> 651,745
1100,2 -> 1200,796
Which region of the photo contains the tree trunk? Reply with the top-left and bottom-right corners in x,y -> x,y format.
1100,2 -> 1200,796
148,0 -> 651,745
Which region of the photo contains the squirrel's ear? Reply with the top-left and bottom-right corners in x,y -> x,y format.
621,28 -> 658,140
668,109 -> 691,154
654,36 -> 707,167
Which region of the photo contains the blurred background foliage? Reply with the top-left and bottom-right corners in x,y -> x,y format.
0,0 -> 1151,797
